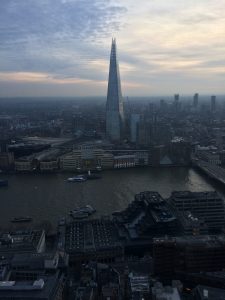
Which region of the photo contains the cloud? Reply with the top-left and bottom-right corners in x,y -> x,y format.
0,0 -> 126,43
0,0 -> 225,96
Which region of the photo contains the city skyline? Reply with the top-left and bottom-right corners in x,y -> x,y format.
0,0 -> 225,97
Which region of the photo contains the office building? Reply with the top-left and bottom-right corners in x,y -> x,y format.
193,93 -> 199,109
174,94 -> 180,113
169,191 -> 225,231
0,272 -> 65,300
153,235 -> 225,275
65,220 -> 123,264
106,38 -> 124,141
130,114 -> 140,143
0,230 -> 45,257
211,95 -> 216,112
113,191 -> 178,239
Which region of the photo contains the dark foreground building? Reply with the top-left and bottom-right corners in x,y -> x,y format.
0,272 -> 65,300
169,191 -> 225,232
153,235 -> 225,276
65,220 -> 123,265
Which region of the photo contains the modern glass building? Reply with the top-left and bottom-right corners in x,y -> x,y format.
106,38 -> 124,141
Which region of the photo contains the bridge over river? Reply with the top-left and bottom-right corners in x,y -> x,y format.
194,159 -> 225,186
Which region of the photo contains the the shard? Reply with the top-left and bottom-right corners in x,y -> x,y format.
106,38 -> 124,141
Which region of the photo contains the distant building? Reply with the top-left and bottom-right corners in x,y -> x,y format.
130,114 -> 140,143
39,160 -> 58,172
60,148 -> 112,171
174,94 -> 180,113
99,153 -> 114,169
0,152 -> 14,171
60,150 -> 82,171
114,155 -> 135,168
15,159 -> 33,172
159,99 -> 166,112
150,139 -> 191,167
137,118 -> 151,146
193,93 -> 199,109
0,139 -> 14,171
170,138 -> 191,166
211,95 -> 216,112
196,149 -> 221,165
0,139 -> 10,153
106,39 -> 124,141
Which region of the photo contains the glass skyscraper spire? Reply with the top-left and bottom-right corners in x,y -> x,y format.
106,38 -> 124,141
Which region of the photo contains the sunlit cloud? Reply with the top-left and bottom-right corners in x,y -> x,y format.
0,0 -> 225,96
0,72 -> 107,85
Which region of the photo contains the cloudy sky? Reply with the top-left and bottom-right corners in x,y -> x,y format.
0,0 -> 225,97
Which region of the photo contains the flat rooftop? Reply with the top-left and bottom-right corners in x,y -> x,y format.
0,230 -> 45,254
0,273 -> 63,299
65,220 -> 122,253
154,235 -> 225,247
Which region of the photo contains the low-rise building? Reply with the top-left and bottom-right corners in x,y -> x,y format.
0,230 -> 45,257
197,150 -> 221,165
129,273 -> 150,300
99,153 -> 114,169
192,285 -> 225,300
40,160 -> 58,172
114,155 -> 135,168
0,152 -> 14,171
0,271 -> 65,300
152,282 -> 181,300
15,159 -> 33,172
65,220 -> 123,264
60,151 -> 82,171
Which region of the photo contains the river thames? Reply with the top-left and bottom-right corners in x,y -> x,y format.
0,167 -> 224,229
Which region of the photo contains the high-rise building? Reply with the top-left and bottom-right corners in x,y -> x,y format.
211,95 -> 216,112
106,38 -> 124,141
193,93 -> 199,108
174,94 -> 180,113
130,114 -> 140,143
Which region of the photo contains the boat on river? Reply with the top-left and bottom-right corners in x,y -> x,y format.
11,216 -> 32,223
70,205 -> 96,215
67,175 -> 87,182
70,211 -> 89,219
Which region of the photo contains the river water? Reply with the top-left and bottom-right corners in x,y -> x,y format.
0,167 -> 223,229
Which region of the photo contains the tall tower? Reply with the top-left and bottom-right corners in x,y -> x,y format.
106,38 -> 124,141
211,95 -> 216,112
193,93 -> 199,109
